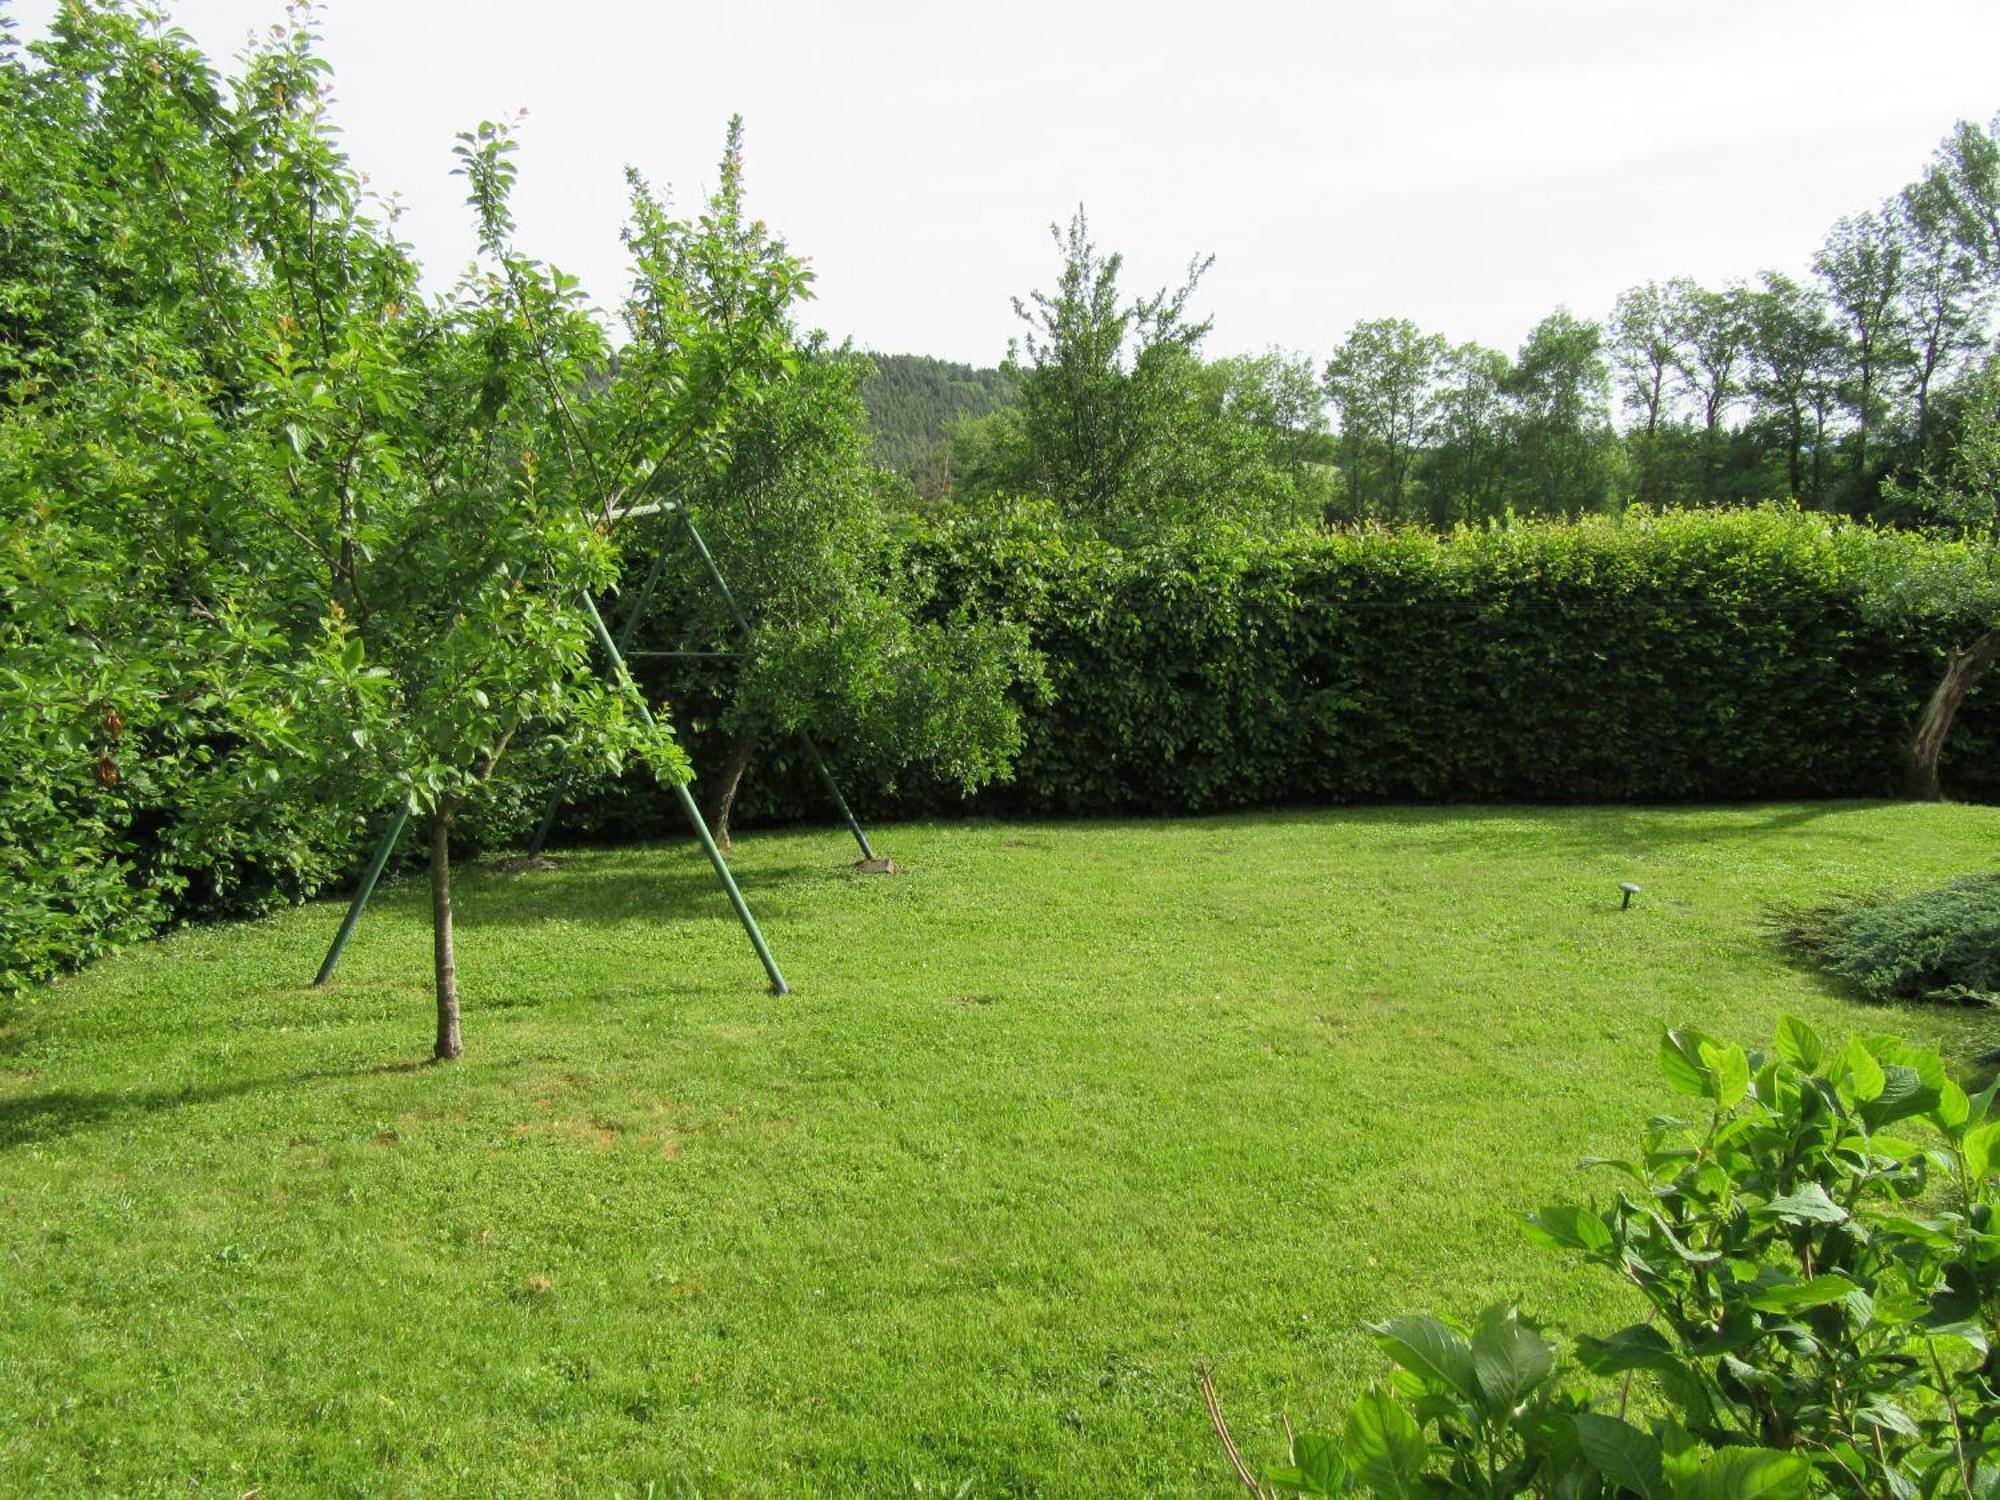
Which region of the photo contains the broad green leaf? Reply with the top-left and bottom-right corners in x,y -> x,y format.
1573,1413 -> 1665,1500
1369,1315 -> 1477,1402
1688,1446 -> 1809,1500
1934,1078 -> 1971,1135
1575,1323 -> 1677,1375
1286,1434 -> 1348,1496
1861,1063 -> 1936,1129
1470,1305 -> 1553,1414
1661,1028 -> 1719,1098
1698,1039 -> 1750,1105
1744,1274 -> 1858,1312
1966,1119 -> 2000,1181
1343,1387 -> 1427,1498
1524,1205 -> 1614,1255
1755,1184 -> 1847,1224
1772,1014 -> 1825,1072
1839,1040 -> 1885,1103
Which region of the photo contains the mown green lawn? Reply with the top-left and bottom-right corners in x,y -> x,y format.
3,803 -> 1996,1497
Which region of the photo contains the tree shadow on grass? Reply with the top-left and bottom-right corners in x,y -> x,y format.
0,1057 -> 443,1152
445,857 -> 829,932
1180,801 -> 1902,858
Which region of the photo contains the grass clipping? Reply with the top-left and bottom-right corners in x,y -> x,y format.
1780,872 -> 2000,1007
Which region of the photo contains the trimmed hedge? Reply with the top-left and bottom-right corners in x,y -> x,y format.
558,506 -> 1998,839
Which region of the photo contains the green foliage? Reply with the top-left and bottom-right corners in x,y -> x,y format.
1224,1019 -> 2000,1496
1782,874 -> 2000,1006
860,352 -> 1018,499
0,10 -> 827,1014
549,504 -> 2000,843
560,160 -> 1042,837
0,4 -> 387,994
957,206 -> 1324,538
554,504 -> 1999,840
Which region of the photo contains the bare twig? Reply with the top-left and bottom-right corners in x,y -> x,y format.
1198,1364 -> 1269,1499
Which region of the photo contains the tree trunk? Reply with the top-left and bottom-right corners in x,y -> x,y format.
702,724 -> 763,853
1908,628 -> 2000,801
430,803 -> 463,1060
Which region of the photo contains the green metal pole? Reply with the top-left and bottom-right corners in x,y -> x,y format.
583,593 -> 788,995
525,539 -> 677,858
313,805 -> 410,987
678,513 -> 878,862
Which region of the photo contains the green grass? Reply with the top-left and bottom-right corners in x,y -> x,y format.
3,802 -> 1997,1497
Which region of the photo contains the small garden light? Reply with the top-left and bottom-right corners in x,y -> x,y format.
1620,881 -> 1642,910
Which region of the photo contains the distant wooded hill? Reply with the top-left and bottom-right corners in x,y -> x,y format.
861,353 -> 1017,497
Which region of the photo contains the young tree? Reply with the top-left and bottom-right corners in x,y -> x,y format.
1609,280 -> 1689,504
998,207 -> 1218,535
242,111 -> 684,1059
1670,282 -> 1754,501
1323,318 -> 1446,521
597,126 -> 1041,852
1502,309 -> 1615,516
1815,209 -> 1909,495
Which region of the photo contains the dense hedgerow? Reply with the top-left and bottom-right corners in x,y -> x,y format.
557,504 -> 2000,841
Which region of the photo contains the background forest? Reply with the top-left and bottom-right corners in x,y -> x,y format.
863,115 -> 2000,535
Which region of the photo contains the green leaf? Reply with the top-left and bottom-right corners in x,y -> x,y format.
1861,1063 -> 1937,1129
1965,1119 -> 2000,1181
1754,1184 -> 1848,1225
1575,1323 -> 1677,1375
1369,1315 -> 1478,1403
1934,1078 -> 1971,1135
1469,1305 -> 1553,1414
1744,1274 -> 1858,1312
1524,1205 -> 1614,1255
1573,1413 -> 1665,1500
1687,1446 -> 1809,1500
1266,1434 -> 1347,1496
1343,1387 -> 1427,1498
1699,1039 -> 1750,1105
1661,1027 -> 1719,1098
1839,1040 -> 1885,1103
1772,1014 -> 1826,1072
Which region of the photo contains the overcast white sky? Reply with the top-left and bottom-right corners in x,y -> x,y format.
11,1 -> 2000,366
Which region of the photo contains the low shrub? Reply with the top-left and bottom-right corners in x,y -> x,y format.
1781,875 -> 2000,1007
1209,1019 -> 2000,1497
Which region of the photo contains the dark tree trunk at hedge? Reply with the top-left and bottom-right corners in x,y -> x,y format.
702,723 -> 763,854
1908,628 -> 2000,801
430,804 -> 463,1060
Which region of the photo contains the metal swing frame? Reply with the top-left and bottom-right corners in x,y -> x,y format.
309,501 -> 879,996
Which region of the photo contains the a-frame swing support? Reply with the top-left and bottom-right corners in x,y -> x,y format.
310,504 -> 881,994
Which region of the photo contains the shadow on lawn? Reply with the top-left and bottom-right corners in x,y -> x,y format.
446,855 -> 830,932
1190,801 -> 1900,856
0,1058 -> 429,1152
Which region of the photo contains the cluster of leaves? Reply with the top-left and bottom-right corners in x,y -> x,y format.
1782,876 -> 2000,1007
1217,1018 -> 2000,1496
